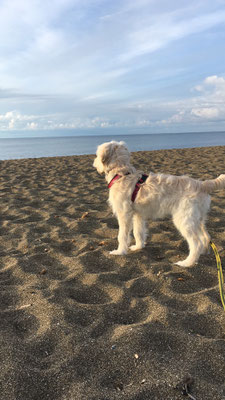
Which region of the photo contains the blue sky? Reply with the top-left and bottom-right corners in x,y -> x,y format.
0,0 -> 225,137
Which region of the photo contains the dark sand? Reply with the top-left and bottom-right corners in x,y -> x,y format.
0,146 -> 225,400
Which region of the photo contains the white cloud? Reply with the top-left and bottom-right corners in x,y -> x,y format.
204,75 -> 225,86
27,122 -> 38,129
161,111 -> 185,125
120,9 -> 225,61
0,111 -> 39,130
191,75 -> 225,117
157,75 -> 225,126
0,110 -> 118,131
194,75 -> 225,96
191,107 -> 219,119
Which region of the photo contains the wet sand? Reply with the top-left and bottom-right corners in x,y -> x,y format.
0,146 -> 225,399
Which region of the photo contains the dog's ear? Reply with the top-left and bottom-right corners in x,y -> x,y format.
101,144 -> 116,165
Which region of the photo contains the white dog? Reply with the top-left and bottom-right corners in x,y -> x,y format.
93,141 -> 225,267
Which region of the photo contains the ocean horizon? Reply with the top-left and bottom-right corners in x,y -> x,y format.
0,131 -> 225,160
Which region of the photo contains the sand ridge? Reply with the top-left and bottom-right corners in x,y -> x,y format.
0,146 -> 225,399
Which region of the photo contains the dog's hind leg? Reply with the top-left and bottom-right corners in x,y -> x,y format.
110,212 -> 133,255
200,222 -> 211,254
129,213 -> 147,251
173,214 -> 204,267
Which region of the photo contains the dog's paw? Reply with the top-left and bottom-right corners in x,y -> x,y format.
175,260 -> 194,267
110,249 -> 127,256
129,245 -> 142,251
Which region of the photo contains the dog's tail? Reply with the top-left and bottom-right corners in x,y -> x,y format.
201,174 -> 225,193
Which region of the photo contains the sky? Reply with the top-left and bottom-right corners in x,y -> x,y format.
0,0 -> 225,137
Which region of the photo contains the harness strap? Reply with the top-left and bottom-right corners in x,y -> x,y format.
108,173 -> 148,202
131,174 -> 148,202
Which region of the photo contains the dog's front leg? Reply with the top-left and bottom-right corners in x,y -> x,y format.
110,212 -> 132,255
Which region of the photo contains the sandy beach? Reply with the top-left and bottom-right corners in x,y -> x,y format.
0,146 -> 225,400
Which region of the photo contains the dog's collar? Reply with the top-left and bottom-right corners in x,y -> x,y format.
108,172 -> 131,188
108,174 -> 122,189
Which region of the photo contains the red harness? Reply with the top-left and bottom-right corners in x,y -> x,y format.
108,174 -> 148,202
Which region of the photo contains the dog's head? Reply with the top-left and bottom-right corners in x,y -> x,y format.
93,141 -> 130,174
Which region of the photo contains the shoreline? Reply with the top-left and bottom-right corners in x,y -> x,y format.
0,143 -> 225,162
0,146 -> 225,399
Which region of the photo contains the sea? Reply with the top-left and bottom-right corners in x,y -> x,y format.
0,131 -> 225,160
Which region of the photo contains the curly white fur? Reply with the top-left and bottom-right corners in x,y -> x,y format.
93,141 -> 225,267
